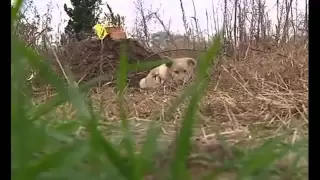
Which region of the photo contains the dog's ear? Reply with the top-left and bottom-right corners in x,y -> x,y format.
165,61 -> 173,68
162,56 -> 174,68
187,58 -> 196,67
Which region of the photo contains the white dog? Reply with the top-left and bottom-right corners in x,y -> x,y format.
139,57 -> 197,89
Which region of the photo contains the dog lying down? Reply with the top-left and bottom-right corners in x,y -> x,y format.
139,57 -> 197,89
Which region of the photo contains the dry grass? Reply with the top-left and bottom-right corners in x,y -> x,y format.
81,41 -> 307,138
32,40 -> 308,179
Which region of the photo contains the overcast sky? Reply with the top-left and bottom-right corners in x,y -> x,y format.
31,0 -> 306,37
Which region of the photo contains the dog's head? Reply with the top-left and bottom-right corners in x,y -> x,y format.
163,57 -> 197,82
139,57 -> 197,89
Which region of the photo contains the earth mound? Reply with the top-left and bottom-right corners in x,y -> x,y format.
57,38 -> 162,87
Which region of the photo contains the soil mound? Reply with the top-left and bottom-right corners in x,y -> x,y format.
57,38 -> 161,87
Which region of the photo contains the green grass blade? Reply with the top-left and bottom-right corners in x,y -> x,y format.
171,33 -> 223,180
29,74 -> 110,120
236,135 -> 292,178
12,34 -> 91,121
136,124 -> 162,177
54,121 -> 81,135
128,59 -> 172,72
67,82 -> 91,119
116,43 -> 129,95
93,128 -> 134,179
11,0 -> 24,25
163,33 -> 223,121
12,37 -> 68,94
21,142 -> 89,179
11,41 -> 33,180
116,43 -> 140,180
83,101 -> 134,180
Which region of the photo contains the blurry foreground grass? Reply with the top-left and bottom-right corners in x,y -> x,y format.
11,1 -> 307,180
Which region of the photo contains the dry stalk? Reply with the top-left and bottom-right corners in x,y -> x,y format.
50,43 -> 70,85
153,13 -> 177,49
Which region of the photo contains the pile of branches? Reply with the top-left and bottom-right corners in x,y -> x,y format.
56,38 -> 161,87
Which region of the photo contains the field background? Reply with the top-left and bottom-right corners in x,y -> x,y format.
12,0 -> 308,179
